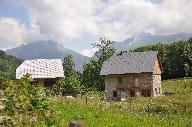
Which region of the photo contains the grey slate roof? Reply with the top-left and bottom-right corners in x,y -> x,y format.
100,51 -> 158,75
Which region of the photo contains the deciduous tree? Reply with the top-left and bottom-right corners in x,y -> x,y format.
82,38 -> 116,91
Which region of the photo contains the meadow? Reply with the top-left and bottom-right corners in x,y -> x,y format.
1,78 -> 192,127
49,78 -> 192,127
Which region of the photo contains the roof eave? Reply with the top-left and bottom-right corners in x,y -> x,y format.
100,72 -> 153,76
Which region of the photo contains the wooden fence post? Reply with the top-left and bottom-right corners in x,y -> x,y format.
184,105 -> 187,112
129,97 -> 132,108
85,95 -> 88,105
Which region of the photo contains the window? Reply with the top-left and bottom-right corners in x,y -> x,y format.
117,77 -> 122,84
113,91 -> 118,97
134,77 -> 139,87
155,88 -> 158,94
159,88 -> 161,94
114,78 -> 117,84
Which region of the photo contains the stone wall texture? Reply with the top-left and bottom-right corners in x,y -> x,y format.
105,73 -> 162,99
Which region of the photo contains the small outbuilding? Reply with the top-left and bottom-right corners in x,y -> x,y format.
100,51 -> 162,100
16,59 -> 64,87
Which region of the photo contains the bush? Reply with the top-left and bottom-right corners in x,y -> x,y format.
1,76 -> 55,126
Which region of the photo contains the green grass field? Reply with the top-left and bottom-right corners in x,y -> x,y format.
47,78 -> 192,127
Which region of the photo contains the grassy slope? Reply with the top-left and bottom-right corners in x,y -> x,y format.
50,78 -> 192,127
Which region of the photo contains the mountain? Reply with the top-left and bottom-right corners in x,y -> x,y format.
0,50 -> 23,82
114,32 -> 192,51
5,33 -> 192,72
6,40 -> 90,72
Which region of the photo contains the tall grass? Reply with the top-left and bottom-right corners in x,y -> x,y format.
49,78 -> 192,127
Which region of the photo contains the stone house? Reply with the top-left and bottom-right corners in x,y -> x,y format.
16,59 -> 64,87
100,51 -> 162,100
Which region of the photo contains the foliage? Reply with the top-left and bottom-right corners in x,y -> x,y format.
82,38 -> 116,91
59,75 -> 82,96
82,60 -> 104,90
63,54 -> 76,77
0,50 -> 22,83
92,37 -> 116,60
1,75 -> 192,126
133,39 -> 192,79
1,76 -> 55,127
53,54 -> 83,95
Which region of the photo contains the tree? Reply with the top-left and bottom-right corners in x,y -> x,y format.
0,50 -> 23,82
54,54 -> 82,96
63,54 -> 75,77
60,74 -> 82,96
82,38 -> 116,91
133,39 -> 192,79
92,37 -> 116,60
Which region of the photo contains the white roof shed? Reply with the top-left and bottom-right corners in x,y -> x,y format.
16,59 -> 64,79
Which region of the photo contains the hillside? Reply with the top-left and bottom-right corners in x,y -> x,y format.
114,32 -> 192,51
5,40 -> 90,72
0,50 -> 22,82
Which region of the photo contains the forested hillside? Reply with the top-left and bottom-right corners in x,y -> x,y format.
133,38 -> 192,80
0,50 -> 23,82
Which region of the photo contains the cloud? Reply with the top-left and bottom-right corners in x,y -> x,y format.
80,48 -> 98,57
1,0 -> 192,54
11,0 -> 104,42
0,17 -> 46,49
101,0 -> 192,36
0,17 -> 23,49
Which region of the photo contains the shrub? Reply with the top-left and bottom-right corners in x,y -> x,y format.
1,76 -> 55,126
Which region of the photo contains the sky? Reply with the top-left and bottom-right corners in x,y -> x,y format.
0,0 -> 192,57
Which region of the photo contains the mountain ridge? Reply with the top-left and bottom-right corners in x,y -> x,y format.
6,40 -> 90,72
114,32 -> 192,51
5,32 -> 192,72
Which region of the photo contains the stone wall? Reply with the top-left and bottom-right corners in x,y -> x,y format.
153,58 -> 161,75
152,74 -> 162,97
105,73 -> 154,99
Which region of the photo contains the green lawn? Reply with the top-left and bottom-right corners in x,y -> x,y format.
48,78 -> 192,127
